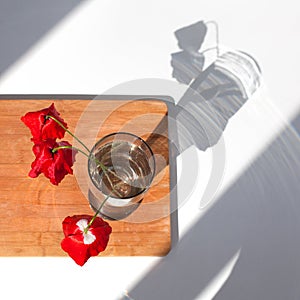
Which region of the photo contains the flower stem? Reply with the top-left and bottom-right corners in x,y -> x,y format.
52,145 -> 109,175
48,114 -> 121,179
84,194 -> 110,233
53,145 -> 123,198
52,145 -> 89,158
48,118 -> 108,173
46,115 -> 91,154
49,115 -> 124,199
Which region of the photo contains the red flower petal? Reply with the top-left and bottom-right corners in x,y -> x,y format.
61,215 -> 112,266
29,140 -> 77,185
21,103 -> 67,142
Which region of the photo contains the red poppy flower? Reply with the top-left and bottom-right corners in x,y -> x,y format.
29,139 -> 76,185
21,103 -> 67,142
61,215 -> 112,266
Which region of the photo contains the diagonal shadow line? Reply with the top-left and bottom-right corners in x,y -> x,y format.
0,0 -> 84,76
124,110 -> 300,300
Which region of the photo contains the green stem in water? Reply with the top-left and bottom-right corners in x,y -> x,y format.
52,145 -> 123,198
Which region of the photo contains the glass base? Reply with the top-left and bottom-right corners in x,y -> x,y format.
88,190 -> 143,220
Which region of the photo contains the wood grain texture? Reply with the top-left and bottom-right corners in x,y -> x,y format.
0,99 -> 171,256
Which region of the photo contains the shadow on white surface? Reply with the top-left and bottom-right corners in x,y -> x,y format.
124,111 -> 300,299
0,0 -> 83,76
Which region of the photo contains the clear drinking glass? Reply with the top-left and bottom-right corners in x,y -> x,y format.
88,132 -> 156,220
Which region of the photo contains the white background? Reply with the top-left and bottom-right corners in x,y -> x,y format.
0,1 -> 300,299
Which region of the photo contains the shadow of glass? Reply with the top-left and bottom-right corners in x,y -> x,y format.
142,20 -> 262,227
0,0 -> 83,76
120,21 -> 300,300
124,109 -> 300,300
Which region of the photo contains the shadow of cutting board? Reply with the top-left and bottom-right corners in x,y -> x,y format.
0,96 -> 175,256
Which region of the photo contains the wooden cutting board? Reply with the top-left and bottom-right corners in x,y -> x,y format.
0,97 -> 172,256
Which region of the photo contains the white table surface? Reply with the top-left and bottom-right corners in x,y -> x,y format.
1,1 -> 300,299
